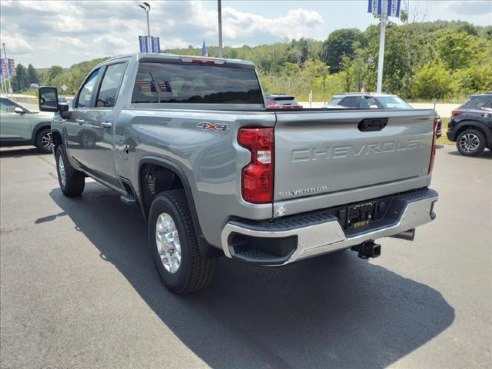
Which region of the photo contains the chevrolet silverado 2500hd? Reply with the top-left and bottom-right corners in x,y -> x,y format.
39,54 -> 438,294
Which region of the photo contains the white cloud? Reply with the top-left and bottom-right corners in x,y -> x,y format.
0,33 -> 33,55
222,7 -> 324,42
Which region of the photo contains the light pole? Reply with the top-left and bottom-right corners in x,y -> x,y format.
376,0 -> 387,93
2,43 -> 12,95
218,0 -> 223,57
139,2 -> 151,52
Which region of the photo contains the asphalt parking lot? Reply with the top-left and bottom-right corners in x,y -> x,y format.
1,144 -> 491,369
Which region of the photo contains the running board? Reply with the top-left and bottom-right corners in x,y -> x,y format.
120,193 -> 136,205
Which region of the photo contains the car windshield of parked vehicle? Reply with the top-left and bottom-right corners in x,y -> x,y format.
132,63 -> 263,104
377,96 -> 412,109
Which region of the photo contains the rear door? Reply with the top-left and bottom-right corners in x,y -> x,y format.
273,109 -> 435,213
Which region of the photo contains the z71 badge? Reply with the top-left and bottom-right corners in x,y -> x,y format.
197,122 -> 229,132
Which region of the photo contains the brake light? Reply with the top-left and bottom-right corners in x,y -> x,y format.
428,119 -> 437,174
179,56 -> 226,65
451,109 -> 462,117
266,99 -> 280,109
238,128 -> 274,204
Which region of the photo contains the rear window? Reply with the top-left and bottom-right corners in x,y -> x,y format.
461,95 -> 492,109
132,62 -> 263,104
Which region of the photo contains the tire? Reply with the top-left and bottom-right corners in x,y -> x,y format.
148,190 -> 217,294
35,127 -> 54,153
55,145 -> 85,197
456,129 -> 486,156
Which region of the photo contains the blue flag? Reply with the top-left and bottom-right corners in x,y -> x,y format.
201,41 -> 208,57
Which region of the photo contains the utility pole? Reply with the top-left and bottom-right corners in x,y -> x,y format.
218,0 -> 223,57
139,2 -> 151,52
376,0 -> 387,93
2,43 -> 13,95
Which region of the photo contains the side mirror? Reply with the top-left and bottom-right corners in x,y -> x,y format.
14,107 -> 25,114
38,86 -> 59,112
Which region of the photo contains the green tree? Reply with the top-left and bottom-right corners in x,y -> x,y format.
320,29 -> 366,73
27,64 -> 39,85
44,66 -> 63,85
437,31 -> 481,71
412,61 -> 456,99
12,64 -> 28,91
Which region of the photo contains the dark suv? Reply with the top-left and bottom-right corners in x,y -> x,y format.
447,93 -> 492,156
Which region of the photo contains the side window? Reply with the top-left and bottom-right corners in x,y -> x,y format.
76,69 -> 100,108
341,96 -> 359,108
96,63 -> 127,108
0,98 -> 19,112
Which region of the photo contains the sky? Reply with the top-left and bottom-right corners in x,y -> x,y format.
1,0 -> 491,68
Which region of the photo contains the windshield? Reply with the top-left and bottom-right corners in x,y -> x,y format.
377,96 -> 412,109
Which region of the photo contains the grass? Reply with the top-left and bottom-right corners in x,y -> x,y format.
437,118 -> 453,146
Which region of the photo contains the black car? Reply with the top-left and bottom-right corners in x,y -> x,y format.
326,93 -> 442,138
447,93 -> 492,156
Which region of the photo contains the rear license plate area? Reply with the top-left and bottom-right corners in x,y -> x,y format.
339,202 -> 376,231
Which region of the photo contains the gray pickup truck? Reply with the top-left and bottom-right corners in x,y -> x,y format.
39,54 -> 438,294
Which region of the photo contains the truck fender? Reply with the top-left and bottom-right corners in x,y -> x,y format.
138,157 -> 221,258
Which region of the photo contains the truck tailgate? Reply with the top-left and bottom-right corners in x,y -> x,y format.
274,109 -> 435,215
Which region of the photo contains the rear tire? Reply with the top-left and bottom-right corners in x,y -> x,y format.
35,127 -> 54,153
148,190 -> 216,294
55,145 -> 85,197
456,129 -> 485,156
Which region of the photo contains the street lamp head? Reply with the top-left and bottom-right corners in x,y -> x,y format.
139,2 -> 150,11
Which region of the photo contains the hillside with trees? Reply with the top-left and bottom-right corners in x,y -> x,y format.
11,20 -> 492,101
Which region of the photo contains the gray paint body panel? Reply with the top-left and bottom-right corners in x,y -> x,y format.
52,54 -> 437,250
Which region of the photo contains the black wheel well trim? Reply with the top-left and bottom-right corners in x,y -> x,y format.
455,121 -> 491,141
31,122 -> 52,143
50,129 -> 63,146
138,157 -> 221,258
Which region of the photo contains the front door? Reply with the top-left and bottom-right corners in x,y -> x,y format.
82,62 -> 127,189
65,68 -> 102,168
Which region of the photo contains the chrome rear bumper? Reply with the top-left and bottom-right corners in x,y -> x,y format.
220,188 -> 438,265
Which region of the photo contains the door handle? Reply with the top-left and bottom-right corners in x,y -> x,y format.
76,119 -> 85,124
101,121 -> 113,128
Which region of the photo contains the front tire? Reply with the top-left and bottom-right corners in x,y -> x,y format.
55,145 -> 85,197
456,129 -> 485,156
35,127 -> 54,153
148,190 -> 216,294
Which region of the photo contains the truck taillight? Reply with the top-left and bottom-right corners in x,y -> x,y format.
428,118 -> 437,174
451,109 -> 463,117
238,128 -> 274,204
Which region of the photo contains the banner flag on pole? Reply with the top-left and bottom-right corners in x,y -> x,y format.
139,36 -> 148,53
368,0 -> 383,16
387,0 -> 401,17
7,59 -> 16,76
201,41 -> 208,57
0,59 -> 7,77
151,36 -> 160,53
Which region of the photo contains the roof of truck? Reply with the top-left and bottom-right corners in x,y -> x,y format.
97,53 -> 255,69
